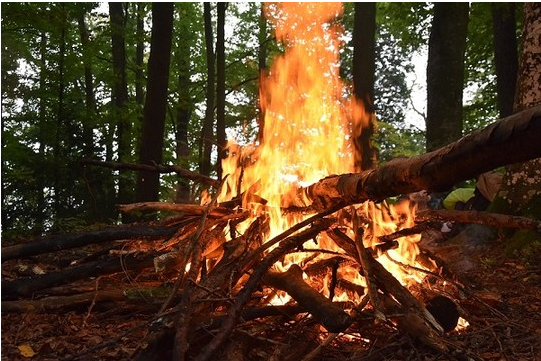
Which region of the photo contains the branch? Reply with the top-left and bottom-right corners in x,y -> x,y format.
80,159 -> 220,188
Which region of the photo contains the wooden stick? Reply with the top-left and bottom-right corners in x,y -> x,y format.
1,224 -> 181,262
118,202 -> 234,217
416,209 -> 541,232
80,158 -> 220,188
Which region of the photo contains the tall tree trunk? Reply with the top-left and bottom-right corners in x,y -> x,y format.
136,3 -> 174,203
216,2 -> 227,180
426,3 -> 469,151
36,31 -> 48,234
199,3 -> 215,177
256,3 -> 267,144
77,8 -> 101,221
352,2 -> 377,171
53,4 -> 67,223
174,4 -> 194,204
135,3 -> 145,107
109,3 -> 132,220
491,3 -> 519,118
495,3 -> 541,220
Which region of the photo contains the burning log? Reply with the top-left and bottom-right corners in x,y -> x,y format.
298,105 -> 541,210
262,264 -> 353,332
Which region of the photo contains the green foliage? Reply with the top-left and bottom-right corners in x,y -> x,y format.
1,2 -> 520,235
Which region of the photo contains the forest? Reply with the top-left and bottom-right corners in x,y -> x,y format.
1,2 -> 541,361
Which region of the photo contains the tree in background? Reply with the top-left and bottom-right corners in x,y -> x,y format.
491,3 -> 519,118
199,3 -> 215,178
136,3 -> 174,204
352,2 -> 377,171
426,2 -> 469,151
494,3 -> 541,258
216,3 -> 228,180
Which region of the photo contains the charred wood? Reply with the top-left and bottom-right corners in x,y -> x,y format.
262,264 -> 353,332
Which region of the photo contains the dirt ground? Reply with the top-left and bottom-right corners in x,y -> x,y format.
2,226 -> 540,361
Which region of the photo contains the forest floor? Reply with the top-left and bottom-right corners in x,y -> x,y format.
2,225 -> 541,361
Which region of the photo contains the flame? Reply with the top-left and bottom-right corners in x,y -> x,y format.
218,3 -> 427,299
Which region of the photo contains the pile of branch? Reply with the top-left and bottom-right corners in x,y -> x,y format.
2,106 -> 540,360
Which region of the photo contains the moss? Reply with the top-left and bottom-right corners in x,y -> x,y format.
505,229 -> 541,258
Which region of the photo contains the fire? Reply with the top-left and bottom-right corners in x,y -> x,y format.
219,3 -> 427,301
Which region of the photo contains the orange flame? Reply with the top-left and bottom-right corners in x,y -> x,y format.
218,3 -> 428,301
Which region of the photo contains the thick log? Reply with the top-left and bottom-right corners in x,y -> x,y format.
80,158 -> 220,188
299,105 -> 541,210
262,264 -> 352,332
1,224 -> 180,262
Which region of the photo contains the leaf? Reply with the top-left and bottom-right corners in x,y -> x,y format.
17,344 -> 36,358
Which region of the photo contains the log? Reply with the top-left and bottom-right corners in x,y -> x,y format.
297,105 -> 541,210
262,264 -> 352,332
2,254 -> 155,299
80,158 -> 220,188
1,224 -> 180,262
416,209 -> 541,232
118,202 -> 236,217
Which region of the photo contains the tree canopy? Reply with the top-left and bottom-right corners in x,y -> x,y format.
1,2 -> 528,236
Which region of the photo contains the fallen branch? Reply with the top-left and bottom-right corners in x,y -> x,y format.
1,224 -> 181,262
416,209 -> 541,232
118,202 -> 236,218
298,105 -> 541,210
80,158 -> 220,188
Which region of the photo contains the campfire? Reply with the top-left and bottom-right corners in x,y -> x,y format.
3,3 -> 541,361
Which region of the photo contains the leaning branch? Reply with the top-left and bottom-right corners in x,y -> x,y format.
80,159 -> 220,188
299,105 -> 541,210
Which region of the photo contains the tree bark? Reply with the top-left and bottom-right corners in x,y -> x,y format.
491,3 -> 519,118
1,224 -> 180,262
136,3 -> 174,203
200,3 -> 215,177
109,3 -> 132,220
493,3 -> 541,220
216,3 -> 227,180
295,106 -> 541,210
352,2 -> 377,171
426,3 -> 469,151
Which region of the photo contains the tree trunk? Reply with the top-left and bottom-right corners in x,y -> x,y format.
426,3 -> 469,151
491,3 -> 519,118
136,3 -> 174,203
216,2 -> 227,180
175,5 -> 193,203
352,2 -> 377,171
494,3 -> 541,224
199,3 -> 215,177
109,2 -> 132,219
135,3 -> 145,108
53,4 -> 67,223
256,3 -> 267,144
36,31 -> 47,234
